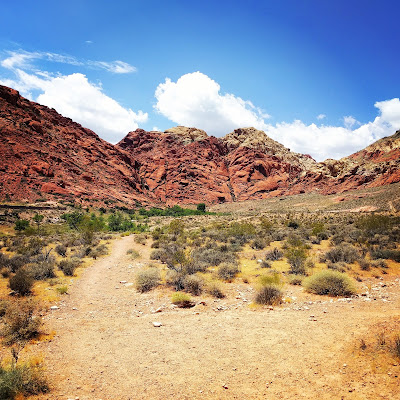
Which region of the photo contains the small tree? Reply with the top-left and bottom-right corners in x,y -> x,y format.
197,203 -> 206,213
14,220 -> 29,232
33,214 -> 44,234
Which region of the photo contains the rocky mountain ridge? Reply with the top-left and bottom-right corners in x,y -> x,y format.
0,84 -> 399,206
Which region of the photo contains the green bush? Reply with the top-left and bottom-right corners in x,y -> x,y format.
0,360 -> 48,399
255,285 -> 283,305
9,269 -> 34,296
171,292 -> 194,308
303,270 -> 356,297
259,272 -> 282,287
135,268 -> 160,293
14,220 -> 29,232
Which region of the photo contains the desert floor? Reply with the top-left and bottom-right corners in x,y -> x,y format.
33,235 -> 400,400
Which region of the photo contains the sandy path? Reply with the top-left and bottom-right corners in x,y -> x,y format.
34,235 -> 400,400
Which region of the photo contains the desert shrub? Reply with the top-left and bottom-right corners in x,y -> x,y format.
265,248 -> 283,261
29,261 -> 56,280
127,249 -> 141,259
254,285 -> 283,305
56,285 -> 68,295
370,259 -> 388,269
171,292 -> 194,308
370,248 -> 400,262
327,261 -> 347,272
192,247 -> 237,268
259,272 -> 282,287
0,299 -> 9,317
150,248 -> 167,261
58,258 -> 81,276
182,274 -> 204,295
88,244 -> 108,259
8,256 -> 29,273
0,359 -> 48,399
166,270 -> 185,291
217,262 -> 240,281
9,269 -> 34,296
1,300 -> 41,344
206,282 -> 225,298
323,244 -> 360,264
228,222 -> 256,244
14,219 -> 30,231
287,220 -> 299,229
134,234 -> 147,245
287,274 -> 304,285
135,268 -> 160,293
358,259 -> 371,271
303,270 -> 356,297
55,244 -> 67,257
393,335 -> 400,360
286,247 -> 307,275
251,237 -> 268,250
260,260 -> 272,268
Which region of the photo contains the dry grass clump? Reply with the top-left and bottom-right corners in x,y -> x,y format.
135,268 -> 160,293
303,270 -> 356,297
182,274 -> 204,295
171,292 -> 194,308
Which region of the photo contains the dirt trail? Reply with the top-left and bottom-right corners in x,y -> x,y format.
35,235 -> 400,400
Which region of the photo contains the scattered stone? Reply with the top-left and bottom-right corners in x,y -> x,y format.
120,280 -> 127,284
50,306 -> 59,310
124,282 -> 134,287
152,322 -> 162,327
222,384 -> 228,389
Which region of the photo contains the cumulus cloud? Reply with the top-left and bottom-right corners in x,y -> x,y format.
155,72 -> 269,135
0,50 -> 147,142
154,72 -> 400,161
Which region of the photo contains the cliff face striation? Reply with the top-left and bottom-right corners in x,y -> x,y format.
1,84 -> 399,206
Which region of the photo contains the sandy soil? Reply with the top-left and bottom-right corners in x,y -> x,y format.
33,235 -> 400,400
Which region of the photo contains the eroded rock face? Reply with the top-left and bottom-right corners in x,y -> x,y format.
0,84 -> 399,206
0,85 -> 150,205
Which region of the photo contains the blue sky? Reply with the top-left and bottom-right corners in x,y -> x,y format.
0,0 -> 399,160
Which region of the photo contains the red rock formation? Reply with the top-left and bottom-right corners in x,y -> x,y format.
0,84 -> 399,206
0,85 -> 150,206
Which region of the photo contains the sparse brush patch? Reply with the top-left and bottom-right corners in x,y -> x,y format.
0,299 -> 9,317
323,244 -> 360,264
207,282 -> 225,298
250,237 -> 268,250
171,292 -> 194,308
358,258 -> 371,271
327,261 -> 348,273
58,258 -> 81,276
287,274 -> 304,285
135,268 -> 160,293
0,358 -> 49,399
1,300 -> 41,345
182,274 -> 204,295
393,335 -> 400,360
217,262 -> 240,281
370,259 -> 388,269
259,272 -> 282,287
88,244 -> 108,259
192,247 -> 237,268
264,248 -> 283,261
29,259 -> 56,281
303,270 -> 356,297
134,234 -> 147,245
127,249 -> 141,259
254,285 -> 283,305
9,268 -> 34,296
55,244 -> 67,257
260,260 -> 272,268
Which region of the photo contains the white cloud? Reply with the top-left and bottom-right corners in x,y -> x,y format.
154,72 -> 400,161
0,49 -> 145,142
155,71 -> 269,135
0,49 -> 136,75
343,115 -> 359,129
89,60 -> 136,74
